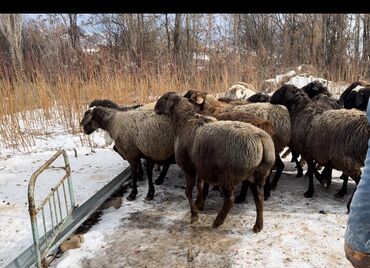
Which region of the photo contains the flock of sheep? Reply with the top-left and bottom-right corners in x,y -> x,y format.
80,79 -> 370,233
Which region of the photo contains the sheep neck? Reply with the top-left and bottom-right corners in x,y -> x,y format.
171,101 -> 202,136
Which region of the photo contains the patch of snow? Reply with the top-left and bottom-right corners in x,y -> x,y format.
48,153 -> 353,268
0,112 -> 128,266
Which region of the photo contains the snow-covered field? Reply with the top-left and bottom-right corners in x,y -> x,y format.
48,156 -> 354,268
0,72 -> 355,267
0,125 -> 128,266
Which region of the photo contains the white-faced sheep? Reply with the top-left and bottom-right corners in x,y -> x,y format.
154,92 -> 275,232
270,84 -> 370,210
183,90 -> 291,193
80,106 -> 175,201
223,82 -> 256,101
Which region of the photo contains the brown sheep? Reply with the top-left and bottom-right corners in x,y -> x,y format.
183,90 -> 290,193
154,92 -> 275,232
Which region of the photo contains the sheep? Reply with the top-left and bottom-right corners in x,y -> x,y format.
200,110 -> 275,203
89,99 -> 142,111
80,106 -> 175,201
343,87 -> 370,111
184,90 -> 291,192
154,92 -> 275,232
138,101 -> 157,111
217,97 -> 251,105
88,99 -> 171,185
338,80 -> 370,107
270,84 -> 370,210
223,82 -> 256,101
247,93 -> 271,103
282,81 -> 337,177
301,80 -> 332,99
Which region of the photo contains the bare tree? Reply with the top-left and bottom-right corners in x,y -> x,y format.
0,14 -> 23,72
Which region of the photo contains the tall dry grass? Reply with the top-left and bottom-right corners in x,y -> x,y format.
0,53 -> 255,153
0,47 -> 364,153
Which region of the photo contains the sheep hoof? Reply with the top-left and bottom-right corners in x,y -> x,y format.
154,178 -> 164,185
253,224 -> 263,233
212,218 -> 224,228
335,190 -> 346,198
145,192 -> 154,200
126,193 -> 137,201
191,213 -> 199,223
304,190 -> 314,198
234,195 -> 246,204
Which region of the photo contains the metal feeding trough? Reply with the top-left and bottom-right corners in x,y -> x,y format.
6,149 -> 132,268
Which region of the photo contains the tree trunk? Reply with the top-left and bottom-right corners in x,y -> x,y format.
173,14 -> 181,57
0,14 -> 23,73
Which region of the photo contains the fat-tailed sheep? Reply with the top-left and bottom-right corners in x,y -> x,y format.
80,106 -> 175,201
270,84 -> 370,210
154,92 -> 275,232
184,90 -> 291,192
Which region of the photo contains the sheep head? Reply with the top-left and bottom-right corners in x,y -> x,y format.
80,106 -> 114,134
89,99 -> 120,109
270,84 -> 300,107
154,91 -> 181,116
247,93 -> 271,103
183,90 -> 207,110
301,81 -> 331,99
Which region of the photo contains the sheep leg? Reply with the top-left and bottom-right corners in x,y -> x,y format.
263,171 -> 272,201
235,180 -> 249,204
270,155 -> 285,190
335,174 -> 349,198
250,183 -> 264,233
346,176 -> 361,212
145,160 -> 155,200
304,161 -> 315,198
291,151 -> 303,177
138,163 -> 144,181
184,171 -> 199,223
195,179 -> 205,211
212,186 -> 234,228
212,185 -> 220,191
202,182 -> 209,202
320,166 -> 332,188
127,161 -> 140,201
155,163 -> 170,185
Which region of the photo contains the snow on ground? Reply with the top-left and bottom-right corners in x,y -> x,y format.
49,156 -> 354,268
0,123 -> 127,266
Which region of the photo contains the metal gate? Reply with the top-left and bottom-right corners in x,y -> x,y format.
28,149 -> 76,267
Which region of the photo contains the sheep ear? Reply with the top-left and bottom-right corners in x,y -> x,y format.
355,93 -> 364,106
196,95 -> 205,104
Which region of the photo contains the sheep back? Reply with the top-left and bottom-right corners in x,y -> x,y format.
110,110 -> 174,162
188,121 -> 275,184
306,109 -> 370,177
231,103 -> 291,152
